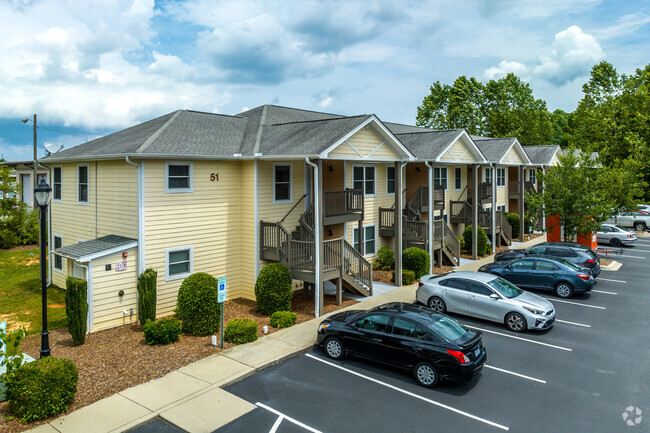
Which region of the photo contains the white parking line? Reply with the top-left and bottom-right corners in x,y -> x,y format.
468,326 -> 572,351
484,365 -> 546,383
617,255 -> 646,259
543,298 -> 606,310
592,289 -> 618,295
626,249 -> 650,253
597,278 -> 625,284
269,415 -> 283,433
556,319 -> 591,328
305,353 -> 510,431
257,402 -> 323,433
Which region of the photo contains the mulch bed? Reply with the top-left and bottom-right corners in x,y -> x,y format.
0,292 -> 358,433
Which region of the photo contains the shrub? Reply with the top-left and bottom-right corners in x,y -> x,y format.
4,357 -> 78,422
143,318 -> 181,345
506,213 -> 521,239
224,319 -> 258,344
392,269 -> 416,285
373,246 -> 395,270
462,226 -> 489,256
402,247 -> 430,280
270,311 -> 298,328
175,273 -> 220,336
255,263 -> 292,315
138,268 -> 158,326
65,277 -> 88,346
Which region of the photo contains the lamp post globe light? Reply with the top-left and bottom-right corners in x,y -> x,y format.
34,178 -> 51,358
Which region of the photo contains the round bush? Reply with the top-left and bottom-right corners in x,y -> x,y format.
224,319 -> 258,344
143,318 -> 181,345
255,263 -> 293,315
270,311 -> 298,328
4,357 -> 78,422
506,213 -> 521,238
373,246 -> 395,270
402,247 -> 430,280
392,269 -> 416,285
175,273 -> 220,335
462,225 -> 489,256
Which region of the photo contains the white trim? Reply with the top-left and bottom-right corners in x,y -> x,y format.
386,165 -> 396,196
86,260 -> 93,332
437,131 -> 488,163
254,159 -> 260,278
499,139 -> 532,165
351,164 -> 376,197
52,165 -> 62,203
273,162 -> 293,204
454,166 -> 463,190
77,163 -> 89,205
77,243 -> 138,262
52,234 -> 63,272
343,140 -> 364,158
353,224 -> 377,257
496,167 -> 506,187
367,141 -> 387,158
433,166 -> 448,191
165,161 -> 193,193
165,245 -> 194,282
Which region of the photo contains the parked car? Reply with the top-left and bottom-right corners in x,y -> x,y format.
604,210 -> 650,232
317,302 -> 486,388
637,204 -> 650,213
477,256 -> 594,298
597,224 -> 637,247
494,242 -> 601,278
416,271 -> 555,333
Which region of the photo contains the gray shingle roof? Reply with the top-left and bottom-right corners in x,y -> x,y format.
471,135 -> 518,162
387,124 -> 465,160
522,145 -> 561,165
54,235 -> 137,261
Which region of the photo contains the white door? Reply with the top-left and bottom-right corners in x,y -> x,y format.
21,174 -> 31,206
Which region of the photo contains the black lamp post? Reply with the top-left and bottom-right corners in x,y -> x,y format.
34,178 -> 51,358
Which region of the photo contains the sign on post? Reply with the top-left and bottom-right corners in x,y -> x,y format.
218,277 -> 227,303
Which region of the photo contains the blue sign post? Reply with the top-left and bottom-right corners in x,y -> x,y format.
217,278 -> 227,348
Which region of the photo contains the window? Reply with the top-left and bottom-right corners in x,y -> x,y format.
353,225 -> 376,256
433,167 -> 447,189
440,278 -> 468,291
497,205 -> 506,213
273,163 -> 292,202
455,167 -> 462,190
529,169 -> 537,184
165,162 -> 193,193
166,246 -> 193,281
355,314 -> 390,332
353,166 -> 375,195
511,259 -> 535,270
53,166 -> 62,201
53,235 -> 62,271
391,318 -> 428,339
484,167 -> 493,183
433,213 -> 448,223
469,281 -> 494,296
496,168 -> 506,187
536,260 -> 559,271
386,166 -> 395,195
77,165 -> 88,203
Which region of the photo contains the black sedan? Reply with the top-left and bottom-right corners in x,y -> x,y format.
316,302 -> 486,388
478,256 -> 594,298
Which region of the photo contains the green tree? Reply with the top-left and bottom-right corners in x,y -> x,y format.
596,158 -> 647,223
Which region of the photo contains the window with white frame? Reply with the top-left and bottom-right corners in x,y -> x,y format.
433,167 -> 447,189
165,162 -> 193,193
353,166 -> 375,195
433,213 -> 449,223
166,246 -> 193,280
497,205 -> 507,212
53,166 -> 62,201
496,168 -> 506,187
454,167 -> 462,190
529,168 -> 537,184
274,163 -> 292,202
484,167 -> 493,183
77,165 -> 88,203
353,225 -> 376,256
386,166 -> 395,195
53,235 -> 62,271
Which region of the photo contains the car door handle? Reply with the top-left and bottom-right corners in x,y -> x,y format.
372,338 -> 382,343
442,289 -> 448,293
470,295 -> 477,299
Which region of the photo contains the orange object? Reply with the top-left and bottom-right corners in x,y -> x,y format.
577,231 -> 597,250
546,214 -> 596,248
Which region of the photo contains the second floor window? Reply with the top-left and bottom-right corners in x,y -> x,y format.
497,168 -> 506,187
455,167 -> 462,190
78,165 -> 88,203
353,166 -> 375,195
53,167 -> 62,201
434,167 -> 447,189
484,167 -> 493,184
529,169 -> 537,184
166,162 -> 193,193
274,163 -> 292,202
386,166 -> 395,194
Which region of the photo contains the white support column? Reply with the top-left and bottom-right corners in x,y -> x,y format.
472,164 -> 478,260
394,161 -> 403,285
491,164 -> 496,251
425,161 -> 433,274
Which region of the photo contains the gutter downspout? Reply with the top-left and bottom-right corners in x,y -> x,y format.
305,157 -> 320,317
542,165 -> 547,231
491,163 -> 496,252
75,261 -> 92,334
398,161 -> 407,282
126,157 -> 145,275
424,161 -> 433,274
254,157 -> 260,278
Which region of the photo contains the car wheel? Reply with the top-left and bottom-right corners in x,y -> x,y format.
413,362 -> 439,388
554,282 -> 574,298
505,312 -> 527,333
634,222 -> 646,232
610,237 -> 622,247
427,296 -> 447,313
324,337 -> 345,360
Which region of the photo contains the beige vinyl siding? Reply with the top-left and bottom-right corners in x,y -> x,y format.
369,143 -> 401,160
96,160 -> 138,238
239,161 -> 256,299
503,147 -> 524,164
550,152 -> 560,166
329,128 -> 400,160
405,163 -> 427,208
440,139 -> 478,162
328,142 -> 361,158
91,249 -> 138,332
145,160 -> 243,316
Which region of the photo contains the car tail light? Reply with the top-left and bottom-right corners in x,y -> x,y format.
577,274 -> 591,281
628,234 -> 633,238
585,259 -> 596,264
447,349 -> 470,364
418,282 -> 424,287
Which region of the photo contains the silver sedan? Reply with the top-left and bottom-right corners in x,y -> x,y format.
597,224 -> 637,247
416,271 -> 555,333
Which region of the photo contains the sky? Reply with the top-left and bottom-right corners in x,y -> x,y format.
1,0 -> 649,161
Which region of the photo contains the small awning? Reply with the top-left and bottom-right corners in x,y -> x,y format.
52,235 -> 138,262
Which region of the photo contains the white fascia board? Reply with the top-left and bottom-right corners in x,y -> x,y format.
73,242 -> 139,263
436,130 -> 488,163
500,140 -> 532,165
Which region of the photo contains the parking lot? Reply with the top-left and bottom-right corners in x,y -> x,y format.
216,239 -> 650,433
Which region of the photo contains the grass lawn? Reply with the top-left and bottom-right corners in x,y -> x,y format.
0,247 -> 67,334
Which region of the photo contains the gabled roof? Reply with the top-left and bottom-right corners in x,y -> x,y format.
471,135 -> 531,165
53,235 -> 137,262
522,145 -> 562,166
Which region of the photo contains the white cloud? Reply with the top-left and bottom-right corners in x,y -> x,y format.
593,12 -> 650,40
484,61 -> 531,81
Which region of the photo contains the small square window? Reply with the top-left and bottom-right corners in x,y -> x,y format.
166,162 -> 193,193
166,247 -> 193,281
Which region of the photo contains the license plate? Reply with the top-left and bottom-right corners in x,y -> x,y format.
474,347 -> 481,357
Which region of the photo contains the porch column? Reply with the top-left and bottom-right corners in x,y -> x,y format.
491,164 -> 496,252
317,159 -> 324,316
519,165 -> 525,242
472,164 -> 478,260
394,161 -> 403,285
425,161 -> 433,274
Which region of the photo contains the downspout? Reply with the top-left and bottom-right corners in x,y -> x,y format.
305,157 -> 320,317
491,163 -> 496,252
399,161 -> 407,282
75,261 -> 92,334
254,158 -> 260,278
425,161 -> 433,274
125,157 -> 145,275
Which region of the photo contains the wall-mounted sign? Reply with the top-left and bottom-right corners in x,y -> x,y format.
105,264 -> 112,271
115,262 -> 127,272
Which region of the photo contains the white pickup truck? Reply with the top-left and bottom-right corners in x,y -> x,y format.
605,210 -> 650,231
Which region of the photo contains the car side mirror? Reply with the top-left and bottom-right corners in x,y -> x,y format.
505,264 -> 512,270
489,294 -> 500,300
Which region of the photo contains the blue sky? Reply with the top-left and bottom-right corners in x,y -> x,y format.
1,0 -> 649,161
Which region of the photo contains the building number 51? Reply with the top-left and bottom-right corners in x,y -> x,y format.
210,173 -> 219,181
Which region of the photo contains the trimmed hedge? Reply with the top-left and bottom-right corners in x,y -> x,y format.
175,273 -> 220,336
462,225 -> 489,256
402,247 -> 430,280
143,318 -> 181,345
506,213 -> 521,239
137,268 -> 158,326
392,269 -> 416,285
373,246 -> 395,271
255,263 -> 293,315
224,319 -> 258,344
65,277 -> 88,346
270,311 -> 298,328
4,357 -> 78,422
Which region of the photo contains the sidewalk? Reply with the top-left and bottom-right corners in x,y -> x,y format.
27,235 -> 550,433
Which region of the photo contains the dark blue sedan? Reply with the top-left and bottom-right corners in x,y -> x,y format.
478,256 -> 594,298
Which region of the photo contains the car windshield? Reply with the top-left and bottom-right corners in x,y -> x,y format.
428,315 -> 470,343
585,249 -> 598,259
488,277 -> 522,298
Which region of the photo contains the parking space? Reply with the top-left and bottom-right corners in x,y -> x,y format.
218,253 -> 650,433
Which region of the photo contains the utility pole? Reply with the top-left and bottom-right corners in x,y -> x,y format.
32,114 -> 37,209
